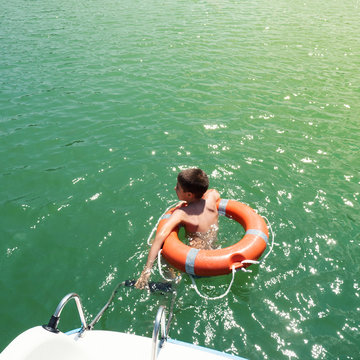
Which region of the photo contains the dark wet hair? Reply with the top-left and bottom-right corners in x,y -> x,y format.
177,168 -> 209,199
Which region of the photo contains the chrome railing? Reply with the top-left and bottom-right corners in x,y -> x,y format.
151,306 -> 168,360
43,292 -> 170,359
43,293 -> 87,335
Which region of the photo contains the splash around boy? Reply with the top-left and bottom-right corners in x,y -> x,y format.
135,168 -> 220,290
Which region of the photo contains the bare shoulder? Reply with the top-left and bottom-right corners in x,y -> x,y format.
175,203 -> 195,216
159,208 -> 186,233
171,207 -> 187,221
203,189 -> 220,202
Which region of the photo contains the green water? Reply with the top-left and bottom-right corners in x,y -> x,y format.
1,0 -> 359,358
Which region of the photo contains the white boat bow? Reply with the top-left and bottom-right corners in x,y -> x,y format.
0,292 -> 247,360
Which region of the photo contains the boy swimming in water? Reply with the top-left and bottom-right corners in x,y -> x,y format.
135,168 -> 220,289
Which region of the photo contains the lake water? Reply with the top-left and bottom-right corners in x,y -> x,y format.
1,0 -> 359,358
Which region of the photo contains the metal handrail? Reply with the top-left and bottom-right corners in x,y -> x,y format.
43,293 -> 87,335
151,306 -> 167,360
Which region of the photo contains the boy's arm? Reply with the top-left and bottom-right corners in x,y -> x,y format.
135,210 -> 183,289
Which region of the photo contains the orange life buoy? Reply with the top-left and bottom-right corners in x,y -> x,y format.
159,199 -> 269,277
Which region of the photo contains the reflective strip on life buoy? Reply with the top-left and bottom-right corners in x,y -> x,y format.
159,199 -> 268,277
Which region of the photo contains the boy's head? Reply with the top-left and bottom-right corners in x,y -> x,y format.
177,168 -> 209,199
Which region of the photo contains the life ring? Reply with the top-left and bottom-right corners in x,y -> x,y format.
159,199 -> 269,277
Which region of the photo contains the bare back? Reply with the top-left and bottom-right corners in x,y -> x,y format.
175,189 -> 219,249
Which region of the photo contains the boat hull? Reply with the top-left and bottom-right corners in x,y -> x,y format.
0,326 -> 247,360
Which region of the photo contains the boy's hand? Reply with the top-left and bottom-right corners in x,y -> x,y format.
135,269 -> 151,290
